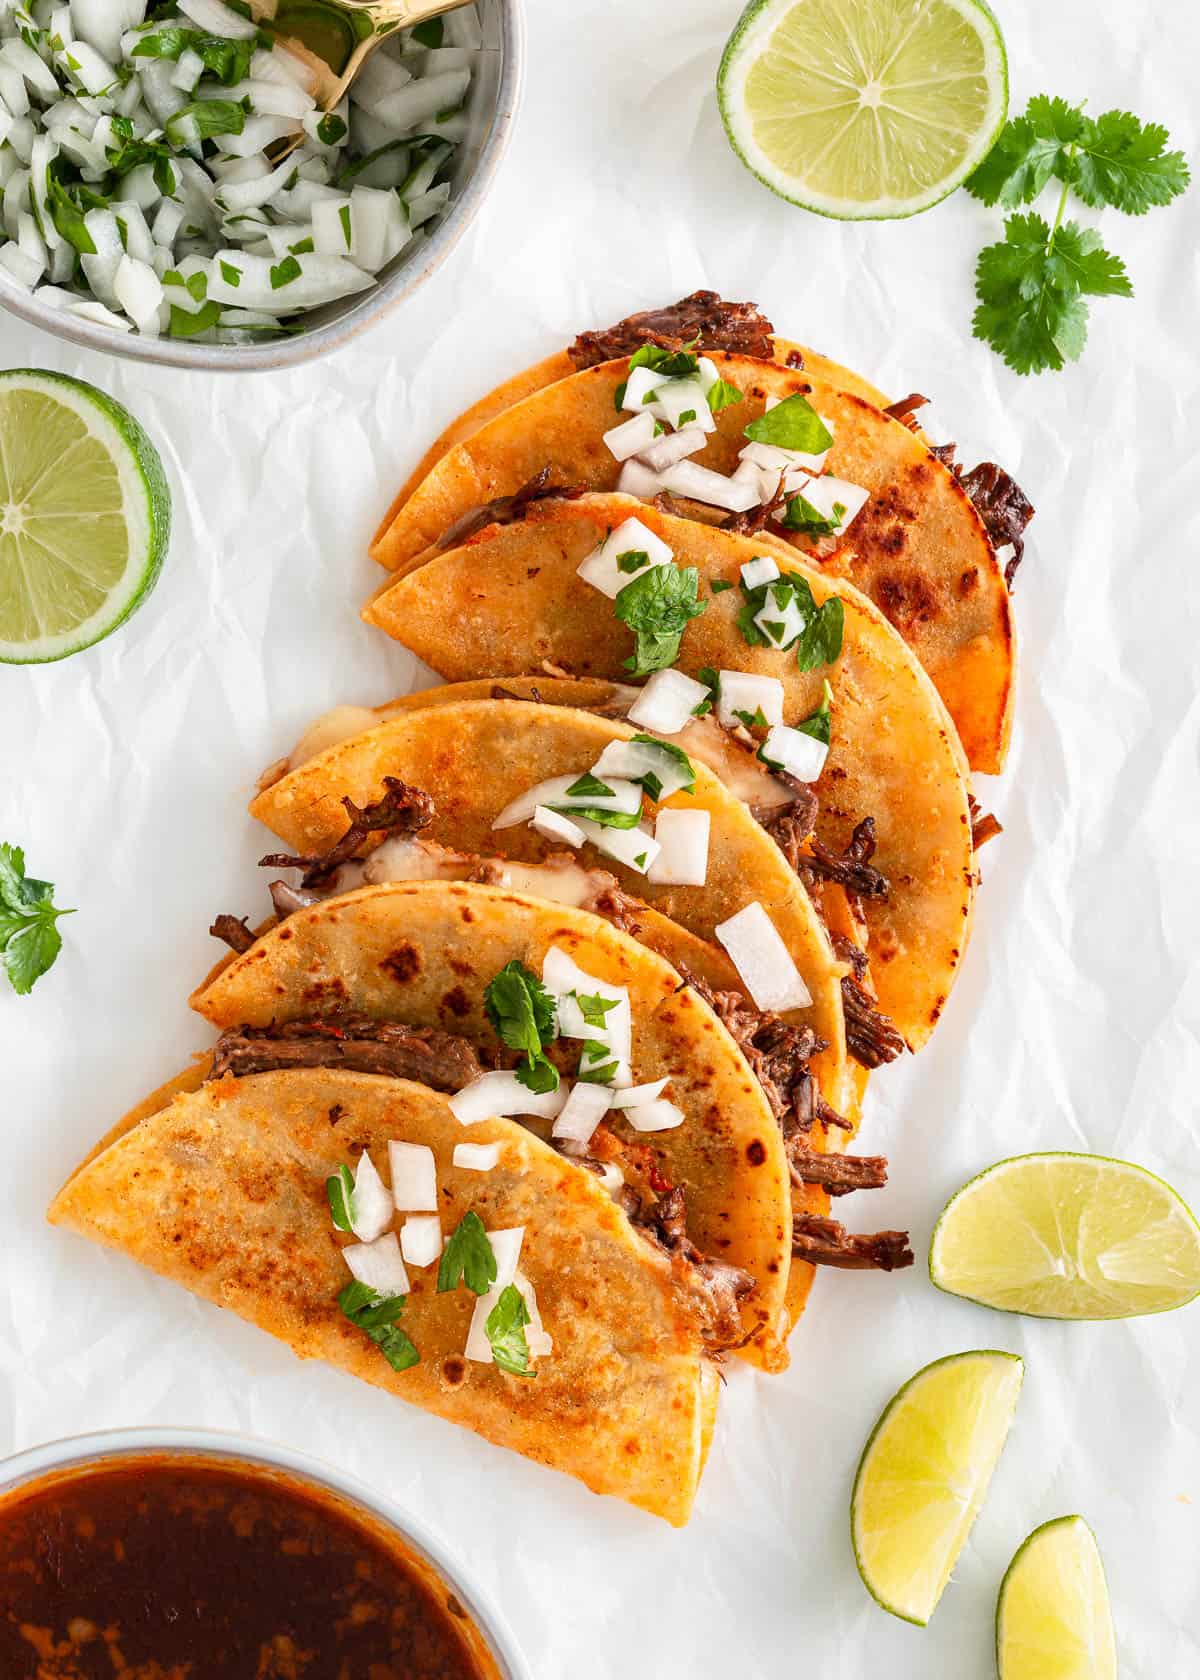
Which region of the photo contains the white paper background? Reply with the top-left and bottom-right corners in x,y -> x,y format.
2,0 -> 1198,1671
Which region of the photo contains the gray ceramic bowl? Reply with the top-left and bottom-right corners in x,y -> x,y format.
0,0 -> 523,372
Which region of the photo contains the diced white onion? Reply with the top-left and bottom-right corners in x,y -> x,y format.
592,737 -> 693,799
492,772 -> 643,830
343,1231 -> 409,1296
615,458 -> 666,500
620,364 -> 664,414
453,1142 -> 500,1172
647,808 -> 710,885
400,1214 -> 442,1268
658,459 -> 759,513
716,671 -> 785,728
740,556 -> 780,589
626,668 -> 710,736
753,588 -> 806,649
608,1078 -> 669,1109
603,409 -> 658,463
637,425 -> 708,472
515,1269 -> 553,1358
794,473 -> 871,534
625,1099 -> 685,1133
551,1080 -> 611,1145
350,1149 -> 394,1241
177,0 -> 259,38
464,1227 -> 528,1363
574,815 -> 660,877
531,805 -> 586,847
576,515 -> 673,601
449,1071 -> 567,1126
715,902 -> 813,1012
760,722 -> 829,783
388,1140 -> 438,1212
651,374 -> 715,435
112,254 -> 162,331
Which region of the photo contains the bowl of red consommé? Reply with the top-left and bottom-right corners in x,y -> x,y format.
0,1428 -> 528,1680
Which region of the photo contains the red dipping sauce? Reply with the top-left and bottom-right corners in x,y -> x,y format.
0,1452 -> 502,1679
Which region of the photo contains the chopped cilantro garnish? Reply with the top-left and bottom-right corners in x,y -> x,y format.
219,259 -> 240,287
743,393 -> 833,455
627,338 -> 701,380
616,549 -> 651,574
168,300 -> 221,338
317,112 -> 347,146
486,1283 -> 534,1376
437,1211 -> 498,1296
710,578 -> 734,593
0,844 -> 72,996
691,666 -> 719,716
614,565 -> 707,676
269,255 -> 302,289
736,572 -> 844,671
326,1163 -> 355,1231
628,733 -> 695,800
338,1281 -> 418,1372
550,805 -> 642,829
484,959 -> 559,1092
564,771 -> 614,800
412,15 -> 444,46
678,407 -> 697,426
706,378 -> 744,414
574,991 -> 618,1030
578,1042 -> 619,1084
733,706 -> 770,730
338,203 -> 352,247
165,98 -> 245,147
288,236 -> 314,255
795,679 -> 834,746
779,493 -> 847,537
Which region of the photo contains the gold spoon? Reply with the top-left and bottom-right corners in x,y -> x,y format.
251,0 -> 474,153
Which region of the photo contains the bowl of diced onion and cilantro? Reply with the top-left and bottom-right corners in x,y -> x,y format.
0,0 -> 521,368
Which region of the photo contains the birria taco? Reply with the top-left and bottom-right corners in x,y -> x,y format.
49,1065 -> 719,1526
369,292 -> 1032,773
360,495 -> 977,1053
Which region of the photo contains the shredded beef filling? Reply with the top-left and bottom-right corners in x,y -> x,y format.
568,289 -> 775,369
969,793 -> 1004,849
787,1145 -> 889,1196
929,442 -> 1035,588
832,932 -> 906,1069
720,477 -> 789,536
632,1185 -> 755,1351
801,816 -> 890,899
686,974 -> 827,1136
260,776 -> 434,891
209,914 -> 256,955
882,392 -> 930,430
792,1212 -> 914,1271
209,1015 -> 488,1091
759,796 -> 819,869
436,467 -> 587,551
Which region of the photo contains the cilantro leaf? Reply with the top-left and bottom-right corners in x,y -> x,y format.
573,991 -> 618,1030
338,1281 -> 418,1372
628,733 -> 695,799
564,771 -> 614,800
966,95 -> 1085,206
796,679 -> 834,746
744,393 -> 833,455
165,98 -> 245,147
486,1283 -> 534,1376
736,573 -> 844,669
317,112 -> 347,145
484,960 -> 559,1092
734,706 -> 769,730
326,1162 -> 355,1231
269,255 -> 302,289
692,667 -> 719,716
710,578 -> 734,593
627,340 -> 700,380
169,300 -> 222,339
1049,223 -> 1133,297
616,549 -> 650,574
578,1041 -> 619,1083
437,1210 -> 498,1296
795,593 -> 844,671
550,805 -> 642,829
0,844 -> 72,995
412,16 -> 443,46
1071,109 -> 1191,214
706,378 -> 743,414
614,566 -> 707,675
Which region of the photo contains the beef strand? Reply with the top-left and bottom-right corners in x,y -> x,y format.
787,1144 -> 889,1196
830,933 -> 905,1068
259,776 -> 434,889
720,476 -> 789,535
801,816 -> 890,899
210,914 -> 256,955
568,290 -> 775,369
634,1185 -> 755,1351
968,793 -> 1004,850
792,1213 -> 914,1271
958,461 -> 1036,587
883,392 -> 930,430
209,1015 -> 486,1091
760,798 -> 819,871
687,974 -> 834,1136
436,468 -> 586,550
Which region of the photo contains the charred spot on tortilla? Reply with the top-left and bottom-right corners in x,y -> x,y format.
442,986 -> 471,1018
382,942 -> 423,983
746,1140 -> 767,1166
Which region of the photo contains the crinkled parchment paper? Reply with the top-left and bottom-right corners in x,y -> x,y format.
1,0 -> 1197,1671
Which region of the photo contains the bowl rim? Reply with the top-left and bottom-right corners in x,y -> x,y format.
0,0 -> 525,373
0,1423 -> 531,1678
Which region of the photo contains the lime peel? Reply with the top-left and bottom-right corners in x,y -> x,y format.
0,369 -> 170,664
851,1348 -> 1023,1625
718,0 -> 1009,220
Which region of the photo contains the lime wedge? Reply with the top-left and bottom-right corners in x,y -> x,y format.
997,1515 -> 1117,1680
0,369 -> 170,664
718,0 -> 1008,219
852,1349 -> 1022,1624
930,1152 -> 1200,1320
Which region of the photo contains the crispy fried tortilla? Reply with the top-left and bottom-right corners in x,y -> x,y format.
191,880 -> 800,1367
49,1068 -> 718,1526
362,497 -> 975,1051
369,345 -> 1014,771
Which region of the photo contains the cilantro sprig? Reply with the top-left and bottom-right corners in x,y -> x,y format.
736,574 -> 844,672
0,845 -> 72,996
966,96 -> 1188,374
486,1283 -> 535,1377
338,1281 -> 419,1373
437,1210 -> 498,1296
484,960 -> 560,1092
614,565 -> 707,675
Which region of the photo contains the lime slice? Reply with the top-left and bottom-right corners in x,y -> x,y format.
997,1516 -> 1117,1680
0,369 -> 170,664
851,1349 -> 1022,1624
718,0 -> 1008,219
930,1152 -> 1200,1320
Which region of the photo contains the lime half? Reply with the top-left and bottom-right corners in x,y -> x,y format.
0,369 -> 170,663
718,0 -> 1008,219
931,1152 -> 1200,1320
997,1516 -> 1117,1680
852,1349 -> 1022,1625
